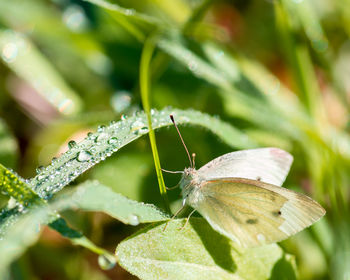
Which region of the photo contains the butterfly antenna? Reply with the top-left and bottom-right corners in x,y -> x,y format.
170,115 -> 193,168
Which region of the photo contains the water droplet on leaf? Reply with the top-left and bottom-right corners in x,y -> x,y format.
95,132 -> 108,143
131,120 -> 147,135
128,214 -> 140,226
97,125 -> 106,133
76,150 -> 92,162
36,166 -> 45,174
68,140 -> 77,149
108,137 -> 118,145
98,254 -> 116,270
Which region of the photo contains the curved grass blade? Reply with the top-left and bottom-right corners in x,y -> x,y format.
140,35 -> 169,212
29,108 -> 256,200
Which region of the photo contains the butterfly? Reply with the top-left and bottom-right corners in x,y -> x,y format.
168,115 -> 326,248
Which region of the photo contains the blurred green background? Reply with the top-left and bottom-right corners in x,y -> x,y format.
0,0 -> 350,279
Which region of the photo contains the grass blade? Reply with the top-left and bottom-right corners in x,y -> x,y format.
140,35 -> 169,212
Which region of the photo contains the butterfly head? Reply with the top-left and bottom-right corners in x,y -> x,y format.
179,167 -> 202,201
179,167 -> 196,189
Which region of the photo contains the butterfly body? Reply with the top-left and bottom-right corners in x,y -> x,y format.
177,148 -> 326,248
180,168 -> 204,206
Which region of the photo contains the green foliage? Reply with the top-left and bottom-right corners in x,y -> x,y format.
0,0 -> 349,279
117,218 -> 297,280
0,30 -> 82,115
0,119 -> 18,168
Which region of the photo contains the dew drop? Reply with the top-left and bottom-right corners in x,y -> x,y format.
107,137 -> 118,145
76,150 -> 92,162
36,166 -> 45,174
97,125 -> 106,133
131,120 -> 147,135
7,197 -> 17,209
37,174 -> 46,181
121,114 -> 127,120
128,214 -> 140,226
68,140 -> 77,149
95,132 -> 108,143
17,203 -> 24,212
98,254 -> 116,270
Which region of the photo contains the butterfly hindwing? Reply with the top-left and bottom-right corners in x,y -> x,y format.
186,178 -> 325,248
197,148 -> 293,187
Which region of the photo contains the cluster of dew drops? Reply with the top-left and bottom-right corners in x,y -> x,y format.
28,108 -> 175,200
0,107 -> 188,225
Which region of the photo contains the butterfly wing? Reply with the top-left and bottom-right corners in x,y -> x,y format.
187,178 -> 325,248
197,148 -> 293,187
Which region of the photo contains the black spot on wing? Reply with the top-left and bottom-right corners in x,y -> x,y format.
246,218 -> 258,224
272,210 -> 282,217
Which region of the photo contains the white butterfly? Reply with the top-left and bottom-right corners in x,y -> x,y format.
179,147 -> 325,248
169,116 -> 326,248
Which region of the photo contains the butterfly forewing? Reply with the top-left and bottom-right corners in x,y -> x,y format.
187,178 -> 325,248
197,148 -> 293,187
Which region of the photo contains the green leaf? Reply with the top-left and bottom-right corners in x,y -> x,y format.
116,218 -> 296,280
0,163 -> 43,208
0,176 -> 168,273
54,180 -> 169,224
0,205 -> 49,275
1,107 -> 251,272
0,119 -> 18,168
0,165 -> 113,272
29,108 -> 255,200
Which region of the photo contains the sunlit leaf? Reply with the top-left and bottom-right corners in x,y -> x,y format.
55,180 -> 169,224
116,218 -> 297,280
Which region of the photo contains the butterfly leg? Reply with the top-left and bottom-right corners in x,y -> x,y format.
179,209 -> 196,231
161,169 -> 183,174
166,183 -> 179,190
163,203 -> 186,231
